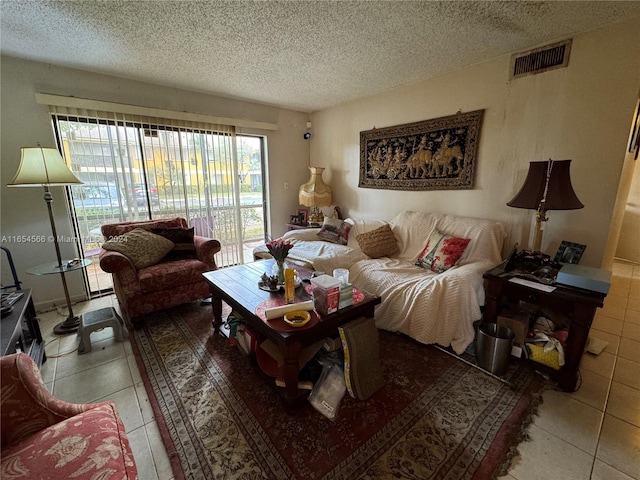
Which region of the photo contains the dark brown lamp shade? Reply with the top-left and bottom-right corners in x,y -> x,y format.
507,159 -> 583,211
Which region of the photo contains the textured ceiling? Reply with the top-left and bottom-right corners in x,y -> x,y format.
2,1 -> 640,112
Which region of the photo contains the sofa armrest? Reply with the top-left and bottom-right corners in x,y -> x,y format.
194,236 -> 221,270
444,258 -> 495,277
439,259 -> 496,306
0,353 -> 92,447
99,249 -> 136,274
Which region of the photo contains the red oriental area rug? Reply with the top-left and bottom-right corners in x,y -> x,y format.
130,302 -> 547,480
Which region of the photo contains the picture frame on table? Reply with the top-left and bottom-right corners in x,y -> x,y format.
295,208 -> 309,225
554,241 -> 586,264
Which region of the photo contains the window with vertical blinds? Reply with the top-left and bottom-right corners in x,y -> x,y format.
47,104 -> 266,295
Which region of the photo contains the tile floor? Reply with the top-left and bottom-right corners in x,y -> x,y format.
37,261 -> 640,480
39,295 -> 174,480
502,260 -> 640,480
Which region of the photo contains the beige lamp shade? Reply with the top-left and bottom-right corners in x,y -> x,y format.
6,146 -> 83,336
8,146 -> 82,187
298,167 -> 332,207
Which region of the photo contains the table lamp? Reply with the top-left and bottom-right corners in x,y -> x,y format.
7,145 -> 84,334
507,159 -> 583,252
298,166 -> 332,225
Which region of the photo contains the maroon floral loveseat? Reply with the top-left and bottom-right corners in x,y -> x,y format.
0,353 -> 138,479
100,217 -> 220,325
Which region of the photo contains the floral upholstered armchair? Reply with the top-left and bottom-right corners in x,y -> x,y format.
0,353 -> 138,479
99,217 -> 221,325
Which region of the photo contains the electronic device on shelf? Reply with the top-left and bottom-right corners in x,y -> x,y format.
504,243 -> 519,272
1,291 -> 24,308
503,244 -> 561,285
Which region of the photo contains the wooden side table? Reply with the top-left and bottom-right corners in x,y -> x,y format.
483,262 -> 606,392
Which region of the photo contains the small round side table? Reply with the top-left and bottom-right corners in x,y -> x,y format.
26,258 -> 92,335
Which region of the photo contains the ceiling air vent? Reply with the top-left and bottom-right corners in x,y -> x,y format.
510,39 -> 572,79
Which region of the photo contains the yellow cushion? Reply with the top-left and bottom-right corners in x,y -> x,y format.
527,344 -> 560,370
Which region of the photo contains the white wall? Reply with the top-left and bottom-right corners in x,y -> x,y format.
616,156 -> 640,263
310,18 -> 640,268
1,56 -> 310,309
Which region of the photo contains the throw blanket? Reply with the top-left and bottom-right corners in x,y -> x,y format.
351,257 -> 495,354
353,212 -> 505,354
260,228 -> 369,274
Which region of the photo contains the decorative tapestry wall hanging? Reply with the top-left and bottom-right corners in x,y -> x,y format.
359,110 -> 484,191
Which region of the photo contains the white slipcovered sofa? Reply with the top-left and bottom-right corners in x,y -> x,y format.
255,211 -> 505,354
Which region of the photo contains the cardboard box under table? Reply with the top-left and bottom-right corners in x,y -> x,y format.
257,338 -> 325,378
497,309 -> 530,350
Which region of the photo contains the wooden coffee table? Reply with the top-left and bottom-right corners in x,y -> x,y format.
202,260 -> 381,408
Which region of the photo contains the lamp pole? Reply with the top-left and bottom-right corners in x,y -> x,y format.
533,207 -> 547,252
43,185 -> 80,334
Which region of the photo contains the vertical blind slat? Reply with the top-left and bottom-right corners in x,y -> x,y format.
48,105 -> 263,294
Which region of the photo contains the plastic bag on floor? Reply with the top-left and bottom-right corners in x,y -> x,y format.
308,362 -> 346,420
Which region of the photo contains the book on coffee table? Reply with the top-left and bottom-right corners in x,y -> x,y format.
338,316 -> 384,400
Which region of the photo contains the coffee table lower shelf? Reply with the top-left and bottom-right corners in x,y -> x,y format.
202,262 -> 380,410
217,310 -> 320,410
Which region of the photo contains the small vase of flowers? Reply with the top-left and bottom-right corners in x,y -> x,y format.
266,239 -> 293,284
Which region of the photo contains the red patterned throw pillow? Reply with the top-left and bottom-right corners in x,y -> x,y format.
151,227 -> 197,261
151,227 -> 196,251
415,230 -> 470,273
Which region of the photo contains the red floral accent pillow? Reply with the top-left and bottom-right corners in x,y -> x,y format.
415,230 -> 471,273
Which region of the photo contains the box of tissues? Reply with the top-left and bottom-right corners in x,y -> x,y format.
339,283 -> 353,309
310,275 -> 341,315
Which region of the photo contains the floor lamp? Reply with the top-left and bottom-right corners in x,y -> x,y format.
7,145 -> 84,334
507,159 -> 583,252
